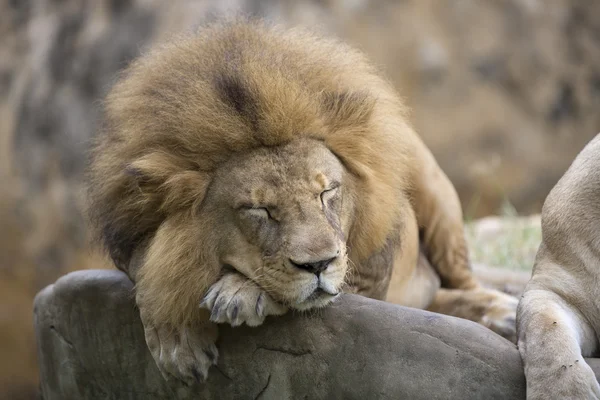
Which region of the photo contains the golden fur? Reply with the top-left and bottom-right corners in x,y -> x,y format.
88,19 -> 518,383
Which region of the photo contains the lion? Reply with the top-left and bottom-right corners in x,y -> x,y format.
517,134 -> 600,399
87,19 -> 518,384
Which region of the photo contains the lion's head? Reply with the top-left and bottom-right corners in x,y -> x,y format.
205,138 -> 353,310
87,19 -> 415,327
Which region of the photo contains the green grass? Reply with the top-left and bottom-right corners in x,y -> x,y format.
465,201 -> 542,271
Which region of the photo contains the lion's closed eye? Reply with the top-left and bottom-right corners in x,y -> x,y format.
240,205 -> 275,221
320,186 -> 339,207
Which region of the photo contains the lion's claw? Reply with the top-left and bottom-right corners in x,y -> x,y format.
201,271 -> 287,327
141,317 -> 218,385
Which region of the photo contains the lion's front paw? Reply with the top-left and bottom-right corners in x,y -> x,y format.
143,322 -> 218,385
480,290 -> 518,342
201,271 -> 288,327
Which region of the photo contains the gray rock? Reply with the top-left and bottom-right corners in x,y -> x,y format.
33,270 -> 599,399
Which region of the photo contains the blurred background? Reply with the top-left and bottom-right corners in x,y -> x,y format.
1,0 -> 599,398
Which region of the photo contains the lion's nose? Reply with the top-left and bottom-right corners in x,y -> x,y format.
290,257 -> 336,275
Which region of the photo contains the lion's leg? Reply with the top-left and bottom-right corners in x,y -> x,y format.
131,215 -> 227,385
427,287 -> 518,342
518,288 -> 600,400
138,270 -> 288,385
386,249 -> 440,309
410,139 -> 518,340
411,141 -> 476,290
133,212 -> 291,384
373,203 -> 441,310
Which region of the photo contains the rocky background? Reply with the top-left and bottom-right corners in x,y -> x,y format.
1,0 -> 599,398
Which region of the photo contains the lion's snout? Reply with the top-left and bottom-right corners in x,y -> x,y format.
289,254 -> 338,275
279,249 -> 347,309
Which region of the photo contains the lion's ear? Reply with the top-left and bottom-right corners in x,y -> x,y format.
126,152 -> 211,211
321,90 -> 375,128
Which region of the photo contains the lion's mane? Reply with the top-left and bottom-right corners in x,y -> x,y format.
87,19 -> 415,327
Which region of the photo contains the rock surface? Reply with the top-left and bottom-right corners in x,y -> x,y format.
33,269 -> 596,400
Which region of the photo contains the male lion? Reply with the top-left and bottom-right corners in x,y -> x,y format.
87,19 -> 517,384
517,134 -> 600,399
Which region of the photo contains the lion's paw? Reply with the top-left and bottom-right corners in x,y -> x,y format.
479,289 -> 519,343
201,271 -> 288,327
143,322 -> 218,385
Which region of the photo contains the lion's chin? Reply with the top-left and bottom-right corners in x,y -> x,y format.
291,289 -> 340,311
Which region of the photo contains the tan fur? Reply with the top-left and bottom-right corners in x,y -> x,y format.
517,134 -> 600,399
87,19 -> 517,383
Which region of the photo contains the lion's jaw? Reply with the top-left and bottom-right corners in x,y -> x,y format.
205,138 -> 354,310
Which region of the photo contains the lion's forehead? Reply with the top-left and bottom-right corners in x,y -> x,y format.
217,139 -> 344,205
248,173 -> 327,198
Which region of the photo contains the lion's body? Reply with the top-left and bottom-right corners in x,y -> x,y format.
88,19 -> 518,383
517,134 -> 600,399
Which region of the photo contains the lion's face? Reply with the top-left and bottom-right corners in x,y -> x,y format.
205,139 -> 353,310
